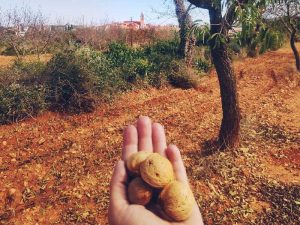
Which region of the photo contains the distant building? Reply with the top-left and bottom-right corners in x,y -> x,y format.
109,13 -> 148,30
121,12 -> 145,29
106,13 -> 179,31
1,12 -> 179,37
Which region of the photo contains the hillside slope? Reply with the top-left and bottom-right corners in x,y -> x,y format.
0,44 -> 299,225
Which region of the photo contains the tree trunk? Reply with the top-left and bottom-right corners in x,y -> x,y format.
290,29 -> 300,71
247,23 -> 260,58
186,33 -> 195,66
209,8 -> 241,149
173,0 -> 194,65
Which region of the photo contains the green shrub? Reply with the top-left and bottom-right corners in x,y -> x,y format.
0,39 -> 206,123
0,84 -> 46,124
0,60 -> 46,86
167,61 -> 202,89
144,52 -> 177,88
145,71 -> 168,88
0,60 -> 48,124
193,24 -> 210,47
76,47 -> 132,93
12,59 -> 46,73
143,39 -> 179,58
104,40 -> 183,88
44,46 -> 135,113
195,58 -> 212,73
105,41 -> 179,87
45,50 -> 98,113
0,67 -> 19,86
259,29 -> 285,54
132,58 -> 151,78
105,42 -> 151,84
106,42 -> 140,67
12,60 -> 47,84
232,26 -> 285,57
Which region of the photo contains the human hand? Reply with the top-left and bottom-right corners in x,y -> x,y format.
108,116 -> 204,225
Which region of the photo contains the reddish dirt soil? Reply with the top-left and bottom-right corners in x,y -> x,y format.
0,44 -> 299,225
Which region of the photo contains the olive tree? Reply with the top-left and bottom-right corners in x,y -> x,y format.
265,0 -> 300,71
186,0 -> 270,149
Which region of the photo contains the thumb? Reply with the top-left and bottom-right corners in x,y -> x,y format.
166,144 -> 189,185
109,160 -> 129,211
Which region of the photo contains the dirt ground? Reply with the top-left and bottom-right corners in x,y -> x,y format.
0,44 -> 299,225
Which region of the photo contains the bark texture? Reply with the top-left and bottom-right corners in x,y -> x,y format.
173,0 -> 195,65
290,28 -> 300,71
209,7 -> 241,149
275,0 -> 300,71
186,0 -> 242,149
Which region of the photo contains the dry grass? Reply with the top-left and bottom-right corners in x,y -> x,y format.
0,54 -> 52,67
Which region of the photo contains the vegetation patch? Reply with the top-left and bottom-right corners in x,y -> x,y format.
0,84 -> 46,124
0,40 -> 205,123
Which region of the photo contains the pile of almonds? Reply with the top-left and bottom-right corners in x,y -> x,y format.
126,152 -> 194,222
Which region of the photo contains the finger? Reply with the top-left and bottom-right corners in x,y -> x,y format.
166,144 -> 189,185
122,125 -> 138,161
109,160 -> 129,211
152,123 -> 167,157
137,116 -> 153,152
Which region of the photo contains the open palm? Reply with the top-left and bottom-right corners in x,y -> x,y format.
108,116 -> 204,225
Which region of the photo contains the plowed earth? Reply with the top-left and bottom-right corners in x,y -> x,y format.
0,44 -> 300,225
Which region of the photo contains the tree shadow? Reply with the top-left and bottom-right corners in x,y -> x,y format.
185,138 -> 221,159
199,138 -> 222,157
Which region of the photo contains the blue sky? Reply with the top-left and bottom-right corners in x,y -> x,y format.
0,0 -> 209,25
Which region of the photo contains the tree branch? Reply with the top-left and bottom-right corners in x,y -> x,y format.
187,0 -> 212,10
224,0 -> 249,28
186,3 -> 194,13
279,16 -> 293,33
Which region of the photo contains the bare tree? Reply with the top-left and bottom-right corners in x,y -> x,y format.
1,7 -> 31,57
186,0 -> 276,149
173,0 -> 195,65
0,8 -> 3,27
0,8 -> 5,49
265,0 -> 300,71
0,6 -> 51,59
26,11 -> 53,60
